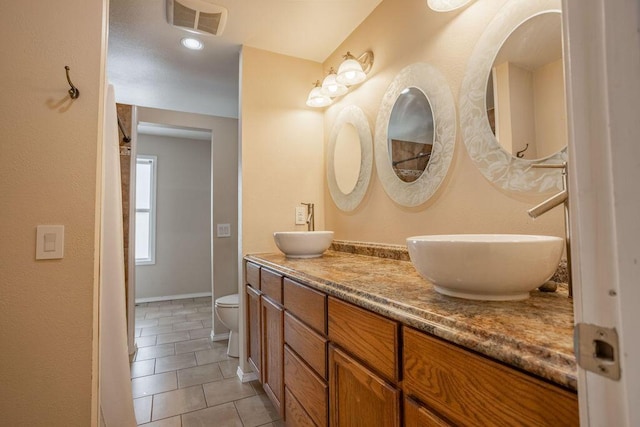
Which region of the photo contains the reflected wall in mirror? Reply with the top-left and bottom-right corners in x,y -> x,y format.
460,0 -> 566,193
487,12 -> 566,160
327,105 -> 373,212
375,63 -> 456,207
388,87 -> 434,183
334,123 -> 361,194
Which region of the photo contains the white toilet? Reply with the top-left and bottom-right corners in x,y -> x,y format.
214,293 -> 239,357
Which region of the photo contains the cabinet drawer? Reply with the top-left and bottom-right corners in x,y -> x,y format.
245,262 -> 260,288
261,268 -> 283,303
328,297 -> 399,382
285,387 -> 316,427
403,327 -> 579,427
284,278 -> 327,334
284,345 -> 328,427
285,311 -> 327,379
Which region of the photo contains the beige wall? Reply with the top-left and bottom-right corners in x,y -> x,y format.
137,107 -> 238,335
322,0 -> 565,244
240,47 -> 325,255
0,0 -> 106,424
534,59 -> 567,157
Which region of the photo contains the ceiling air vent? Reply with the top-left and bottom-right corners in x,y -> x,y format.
166,0 -> 228,36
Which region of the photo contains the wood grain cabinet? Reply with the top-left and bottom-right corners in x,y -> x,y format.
245,263 -> 286,418
328,297 -> 401,427
283,279 -> 329,426
244,260 -> 579,427
329,345 -> 401,427
403,327 -> 579,427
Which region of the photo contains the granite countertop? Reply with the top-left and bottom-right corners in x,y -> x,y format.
245,243 -> 577,391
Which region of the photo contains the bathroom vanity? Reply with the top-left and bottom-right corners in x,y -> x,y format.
244,241 -> 578,426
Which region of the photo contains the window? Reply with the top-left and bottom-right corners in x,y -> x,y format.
135,155 -> 157,265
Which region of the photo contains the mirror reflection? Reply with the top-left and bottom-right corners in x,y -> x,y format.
388,87 -> 434,183
333,123 -> 362,194
485,12 -> 566,160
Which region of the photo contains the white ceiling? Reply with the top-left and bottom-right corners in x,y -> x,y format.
107,0 -> 382,118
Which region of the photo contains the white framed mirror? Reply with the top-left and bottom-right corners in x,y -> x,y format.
327,105 -> 373,211
460,0 -> 566,193
375,63 -> 456,207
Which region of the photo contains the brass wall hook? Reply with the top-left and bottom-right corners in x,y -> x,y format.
64,66 -> 80,99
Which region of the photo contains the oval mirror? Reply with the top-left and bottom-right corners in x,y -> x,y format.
327,105 -> 373,212
487,12 -> 565,160
460,0 -> 566,193
388,87 -> 434,183
375,63 -> 456,207
334,123 -> 361,194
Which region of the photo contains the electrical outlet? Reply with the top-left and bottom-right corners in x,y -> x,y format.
295,207 -> 307,225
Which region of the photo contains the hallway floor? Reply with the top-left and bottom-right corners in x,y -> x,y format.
131,297 -> 282,426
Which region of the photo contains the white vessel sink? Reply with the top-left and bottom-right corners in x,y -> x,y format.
406,234 -> 564,301
273,231 -> 334,259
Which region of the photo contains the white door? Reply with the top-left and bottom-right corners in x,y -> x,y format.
563,0 -> 640,425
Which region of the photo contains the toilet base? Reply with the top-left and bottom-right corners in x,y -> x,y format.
227,330 -> 239,358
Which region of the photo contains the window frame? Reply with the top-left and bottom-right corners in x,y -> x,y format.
135,154 -> 157,266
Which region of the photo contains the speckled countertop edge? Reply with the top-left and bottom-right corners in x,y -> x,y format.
245,248 -> 577,391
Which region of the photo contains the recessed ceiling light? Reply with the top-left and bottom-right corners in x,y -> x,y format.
181,37 -> 203,50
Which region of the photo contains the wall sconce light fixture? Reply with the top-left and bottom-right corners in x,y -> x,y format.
306,80 -> 333,108
307,50 -> 374,108
427,0 -> 474,12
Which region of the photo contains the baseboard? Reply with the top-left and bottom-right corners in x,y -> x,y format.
210,331 -> 230,342
135,292 -> 212,304
236,366 -> 258,383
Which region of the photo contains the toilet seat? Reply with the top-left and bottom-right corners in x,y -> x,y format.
215,293 -> 239,308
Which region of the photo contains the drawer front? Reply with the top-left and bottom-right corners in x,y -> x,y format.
245,261 -> 260,288
285,387 -> 317,427
285,311 -> 328,379
403,327 -> 579,427
261,268 -> 283,303
328,297 -> 399,382
283,278 -> 327,334
284,345 -> 328,427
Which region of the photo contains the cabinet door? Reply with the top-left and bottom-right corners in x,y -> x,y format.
246,285 -> 261,379
261,296 -> 284,417
404,397 -> 451,427
328,345 -> 400,427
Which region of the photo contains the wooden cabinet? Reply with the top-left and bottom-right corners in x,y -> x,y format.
403,327 -> 579,427
329,345 -> 401,427
283,279 -> 329,426
246,284 -> 261,378
245,263 -> 285,418
245,259 -> 578,427
404,397 -> 451,427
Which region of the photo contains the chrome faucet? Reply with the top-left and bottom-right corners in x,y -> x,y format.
527,162 -> 572,297
302,202 -> 315,231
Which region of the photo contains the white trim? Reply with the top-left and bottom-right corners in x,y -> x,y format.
210,331 -> 230,342
134,154 -> 157,265
236,366 -> 258,383
127,106 -> 139,356
563,0 -> 640,425
135,292 -> 212,304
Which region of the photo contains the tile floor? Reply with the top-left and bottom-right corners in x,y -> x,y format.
132,297 -> 283,426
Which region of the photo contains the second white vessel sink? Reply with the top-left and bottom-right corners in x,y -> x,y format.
273,231 -> 334,259
407,234 -> 564,301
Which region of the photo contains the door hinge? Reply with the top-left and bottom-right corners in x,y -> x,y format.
574,323 -> 621,380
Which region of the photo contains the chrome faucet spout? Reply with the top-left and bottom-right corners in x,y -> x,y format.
302,202 -> 315,231
528,190 -> 568,218
527,162 -> 572,297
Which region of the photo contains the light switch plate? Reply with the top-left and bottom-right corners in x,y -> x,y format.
217,223 -> 231,238
36,225 -> 64,260
295,207 -> 307,225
